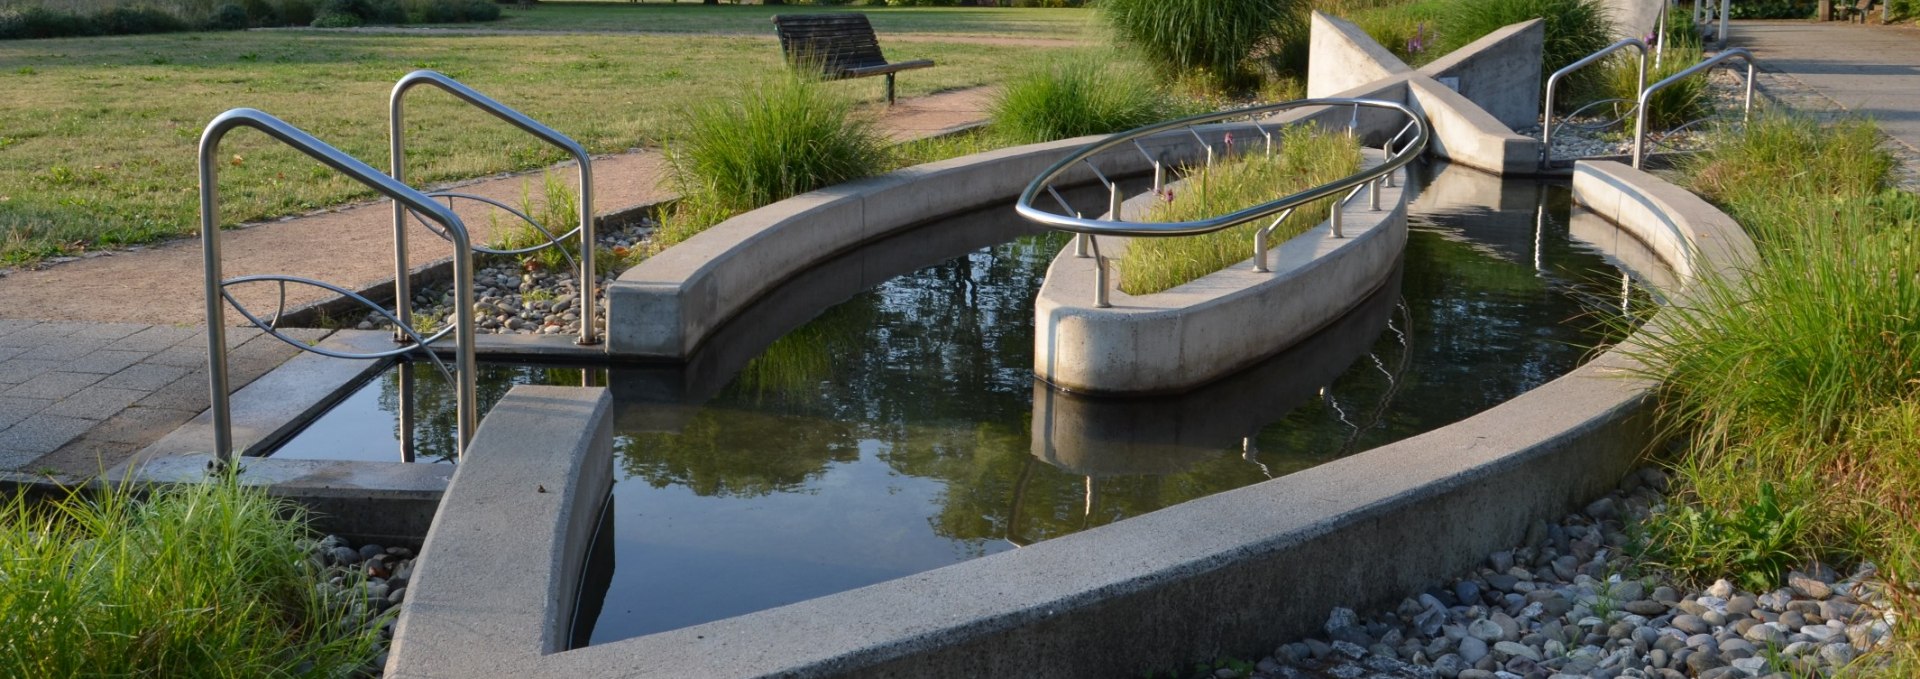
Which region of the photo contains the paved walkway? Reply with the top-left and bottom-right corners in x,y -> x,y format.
0,87 -> 992,327
0,87 -> 990,476
1731,20 -> 1920,187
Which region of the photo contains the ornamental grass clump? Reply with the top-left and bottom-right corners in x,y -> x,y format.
1598,42 -> 1709,130
1435,0 -> 1613,100
658,70 -> 888,248
1119,124 -> 1361,296
1100,0 -> 1306,90
989,54 -> 1190,145
0,479 -> 386,677
1629,114 -> 1919,615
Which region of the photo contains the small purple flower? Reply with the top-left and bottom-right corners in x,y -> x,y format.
1224,132 -> 1235,148
1407,22 -> 1427,56
1161,189 -> 1176,203
1645,31 -> 1659,48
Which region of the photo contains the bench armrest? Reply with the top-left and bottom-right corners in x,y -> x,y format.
844,60 -> 935,78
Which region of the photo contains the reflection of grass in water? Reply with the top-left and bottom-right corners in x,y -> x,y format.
737,300 -> 875,400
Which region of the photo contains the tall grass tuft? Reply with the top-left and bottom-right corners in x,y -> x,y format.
988,54 -> 1191,146
658,70 -> 888,248
1119,124 -> 1361,295
1599,42 -> 1709,129
1099,0 -> 1307,90
1435,0 -> 1613,99
1628,113 -> 1919,612
0,479 -> 386,677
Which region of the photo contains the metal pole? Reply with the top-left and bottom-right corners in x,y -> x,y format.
1370,176 -> 1382,211
1075,233 -> 1090,258
1331,199 -> 1344,239
199,130 -> 234,465
449,229 -> 477,453
1718,0 -> 1729,49
1742,61 -> 1755,123
1254,229 -> 1269,272
1089,235 -> 1110,309
398,365 -> 416,463
1632,90 -> 1650,169
576,157 -> 598,346
1152,161 -> 1165,195
388,93 -> 413,344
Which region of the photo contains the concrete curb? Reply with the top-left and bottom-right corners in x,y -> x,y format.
1032,151 -> 1408,394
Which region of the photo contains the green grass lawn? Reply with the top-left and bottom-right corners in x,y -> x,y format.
0,26 -> 1077,264
481,2 -> 1093,38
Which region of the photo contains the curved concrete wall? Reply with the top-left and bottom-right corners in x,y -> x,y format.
381,160 -> 1756,679
1033,151 -> 1408,394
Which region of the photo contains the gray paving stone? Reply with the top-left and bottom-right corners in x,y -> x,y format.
0,413 -> 96,466
146,344 -> 212,368
0,358 -> 61,385
0,346 -> 24,363
0,320 -> 39,340
136,373 -> 212,414
95,363 -> 190,392
63,349 -> 154,375
87,406 -> 199,445
42,386 -> 145,420
3,371 -> 104,401
28,435 -> 140,476
0,321 -> 140,347
15,338 -> 110,362
0,396 -> 51,431
104,325 -> 202,353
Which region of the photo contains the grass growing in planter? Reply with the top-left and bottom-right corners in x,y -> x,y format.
1118,124 -> 1361,296
1434,0 -> 1613,101
1099,0 -> 1306,90
988,54 -> 1192,145
1628,114 -> 1918,633
0,479 -> 386,677
657,70 -> 888,248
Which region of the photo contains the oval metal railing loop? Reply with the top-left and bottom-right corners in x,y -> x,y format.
199,108 -> 479,465
219,276 -> 460,384
1016,97 -> 1428,237
404,191 -> 583,276
1542,37 -> 1648,169
390,70 -> 600,346
1633,48 -> 1756,169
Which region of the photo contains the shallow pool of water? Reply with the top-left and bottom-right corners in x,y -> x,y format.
270,162 -> 1658,644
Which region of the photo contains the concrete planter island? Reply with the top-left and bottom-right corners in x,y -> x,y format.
1034,150 -> 1409,395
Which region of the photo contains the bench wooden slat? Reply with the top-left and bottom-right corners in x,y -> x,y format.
772,12 -> 934,103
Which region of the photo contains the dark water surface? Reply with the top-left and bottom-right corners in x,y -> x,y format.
271,162 -> 1658,644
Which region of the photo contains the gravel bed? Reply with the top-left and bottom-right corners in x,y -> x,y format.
358,219 -> 653,336
1527,63 -> 1763,163
1224,468 -> 1901,679
307,533 -> 415,675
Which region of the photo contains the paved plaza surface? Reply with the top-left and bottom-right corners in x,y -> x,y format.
5,20 -> 1920,478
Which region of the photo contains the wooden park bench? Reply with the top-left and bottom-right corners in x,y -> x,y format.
1836,0 -> 1878,23
772,13 -> 934,105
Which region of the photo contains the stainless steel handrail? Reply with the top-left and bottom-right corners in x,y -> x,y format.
1015,98 -> 1428,308
199,108 -> 478,464
390,70 -> 600,346
1542,38 -> 1648,168
1632,48 -> 1755,169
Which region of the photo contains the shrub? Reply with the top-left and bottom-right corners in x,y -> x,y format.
989,55 -> 1189,145
0,6 -> 93,39
1119,123 -> 1362,295
659,71 -> 888,247
1436,0 -> 1613,98
311,9 -> 359,25
208,2 -> 248,29
92,5 -> 187,34
279,0 -> 316,25
0,480 -> 386,676
1100,0 -> 1307,90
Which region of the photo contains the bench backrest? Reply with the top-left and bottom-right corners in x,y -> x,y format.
772,13 -> 890,75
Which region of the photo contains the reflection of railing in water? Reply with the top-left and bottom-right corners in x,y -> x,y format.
388,363 -> 601,463
198,108 -> 478,464
1320,300 -> 1415,457
389,70 -> 601,347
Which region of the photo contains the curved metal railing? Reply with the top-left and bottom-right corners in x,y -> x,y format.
1632,48 -> 1755,169
390,70 -> 600,346
1542,38 -> 1648,168
1015,98 -> 1429,308
199,108 -> 478,464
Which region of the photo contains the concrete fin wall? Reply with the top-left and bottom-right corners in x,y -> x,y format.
1307,11 -> 1413,98
1417,19 -> 1545,130
1407,75 -> 1543,175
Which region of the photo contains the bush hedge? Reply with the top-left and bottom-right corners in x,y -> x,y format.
0,0 -> 499,40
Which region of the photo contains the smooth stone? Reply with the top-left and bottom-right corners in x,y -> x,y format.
1781,640 -> 1814,656
1458,637 -> 1490,664
1330,640 -> 1367,660
1731,656 -> 1770,674
1696,667 -> 1742,679
1788,572 -> 1833,600
1800,625 -> 1841,642
1487,574 -> 1520,592
1653,586 -> 1680,604
1648,648 -> 1668,669
1727,596 -> 1758,617
1686,633 -> 1718,651
1612,581 -> 1646,602
1490,611 -> 1520,641
1818,643 -> 1858,666
1672,614 -> 1711,635
1469,619 -> 1506,643
1458,671 -> 1496,679
1489,551 -> 1515,573
1780,611 -> 1807,629
1743,623 -> 1787,646
1457,580 -> 1483,605
1685,649 -> 1727,674
1707,579 -> 1735,599
1624,600 -> 1669,616
1493,641 -> 1540,662
331,546 -> 361,566
1820,598 -> 1860,622
1703,610 -> 1728,627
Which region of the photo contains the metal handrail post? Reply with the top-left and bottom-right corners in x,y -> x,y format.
1718,0 -> 1730,49
391,70 -> 599,346
1632,49 -> 1756,168
200,108 -> 478,463
1543,38 -> 1647,168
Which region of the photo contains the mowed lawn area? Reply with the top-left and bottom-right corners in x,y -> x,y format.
0,6 -> 1092,264
483,2 -> 1093,37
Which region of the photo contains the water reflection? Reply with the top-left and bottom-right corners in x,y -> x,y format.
270,162 -> 1660,642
